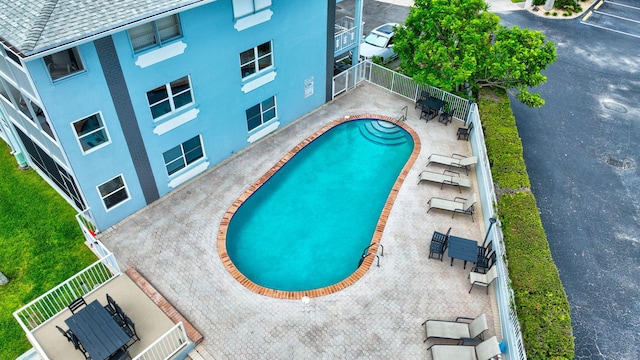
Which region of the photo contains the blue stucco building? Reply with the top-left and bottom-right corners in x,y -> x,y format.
0,0 -> 362,230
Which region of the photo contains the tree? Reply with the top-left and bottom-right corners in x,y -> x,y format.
393,0 -> 557,107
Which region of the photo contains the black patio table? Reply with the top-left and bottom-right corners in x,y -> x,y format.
65,299 -> 131,360
418,97 -> 446,118
447,235 -> 478,269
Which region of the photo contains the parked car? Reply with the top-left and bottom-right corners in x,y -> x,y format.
359,23 -> 399,63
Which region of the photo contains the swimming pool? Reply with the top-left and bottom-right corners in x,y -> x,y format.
218,115 -> 420,299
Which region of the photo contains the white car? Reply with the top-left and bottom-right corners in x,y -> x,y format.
359,23 -> 399,63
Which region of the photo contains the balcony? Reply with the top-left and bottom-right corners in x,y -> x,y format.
13,251 -> 200,360
334,16 -> 361,56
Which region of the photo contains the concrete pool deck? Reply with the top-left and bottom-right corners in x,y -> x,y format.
99,82 -> 499,359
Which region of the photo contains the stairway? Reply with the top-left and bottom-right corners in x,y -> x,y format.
357,120 -> 407,146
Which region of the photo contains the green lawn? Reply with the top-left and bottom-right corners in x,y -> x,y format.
0,145 -> 95,360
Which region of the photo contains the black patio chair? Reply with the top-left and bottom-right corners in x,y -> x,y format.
55,325 -> 72,342
122,315 -> 140,349
104,293 -> 117,316
420,106 -> 436,122
108,348 -> 131,360
112,302 -> 126,327
428,227 -> 451,261
68,297 -> 87,314
457,121 -> 474,141
472,250 -> 496,274
415,90 -> 431,109
438,111 -> 453,125
71,333 -> 90,359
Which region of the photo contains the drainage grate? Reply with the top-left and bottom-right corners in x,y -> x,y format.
607,157 -> 626,169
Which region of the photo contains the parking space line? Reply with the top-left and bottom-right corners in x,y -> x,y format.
594,0 -> 604,10
582,10 -> 594,21
593,10 -> 640,24
580,21 -> 640,39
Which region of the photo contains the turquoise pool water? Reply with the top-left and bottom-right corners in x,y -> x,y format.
226,119 -> 414,291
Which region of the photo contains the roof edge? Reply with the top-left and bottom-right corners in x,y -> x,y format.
22,0 -> 59,53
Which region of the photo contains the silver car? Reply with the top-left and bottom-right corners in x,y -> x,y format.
359,23 -> 399,62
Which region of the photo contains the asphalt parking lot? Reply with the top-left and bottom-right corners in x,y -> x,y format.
581,0 -> 640,38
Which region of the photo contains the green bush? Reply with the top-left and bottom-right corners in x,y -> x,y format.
555,0 -> 578,9
533,0 -> 545,5
479,88 -> 574,359
478,90 -> 530,190
499,193 -> 574,359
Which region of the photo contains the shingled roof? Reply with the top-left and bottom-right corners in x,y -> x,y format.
0,0 -> 214,56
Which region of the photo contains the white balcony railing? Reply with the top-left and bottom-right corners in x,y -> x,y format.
13,254 -> 121,332
133,322 -> 190,360
334,16 -> 360,55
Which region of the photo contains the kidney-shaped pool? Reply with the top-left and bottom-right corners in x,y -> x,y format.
218,116 -> 420,298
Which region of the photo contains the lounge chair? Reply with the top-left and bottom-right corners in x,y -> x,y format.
422,313 -> 488,343
417,170 -> 471,192
427,193 -> 477,221
428,336 -> 501,360
427,153 -> 477,175
469,266 -> 499,295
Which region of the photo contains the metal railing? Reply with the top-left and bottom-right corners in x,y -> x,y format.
332,61 -> 472,121
334,16 -> 360,55
133,322 -> 190,360
467,104 -> 527,360
13,253 -> 121,332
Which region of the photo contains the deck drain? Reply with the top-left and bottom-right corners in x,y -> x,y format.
607,157 -> 626,169
603,101 -> 627,113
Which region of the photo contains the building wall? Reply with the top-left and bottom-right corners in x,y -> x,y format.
16,1 -> 330,230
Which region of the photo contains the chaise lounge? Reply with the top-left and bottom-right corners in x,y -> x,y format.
427,193 -> 477,221
422,313 -> 488,343
428,335 -> 502,360
427,153 -> 478,175
418,170 -> 471,192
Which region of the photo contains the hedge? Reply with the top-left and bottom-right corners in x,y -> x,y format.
478,88 -> 574,359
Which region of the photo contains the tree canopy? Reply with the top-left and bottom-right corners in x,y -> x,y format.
393,0 -> 557,107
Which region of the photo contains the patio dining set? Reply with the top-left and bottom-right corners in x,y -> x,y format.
415,90 -> 473,140
56,294 -> 140,360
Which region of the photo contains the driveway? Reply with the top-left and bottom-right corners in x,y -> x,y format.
498,11 -> 640,360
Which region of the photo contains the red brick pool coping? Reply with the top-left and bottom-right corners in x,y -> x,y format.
217,114 -> 421,299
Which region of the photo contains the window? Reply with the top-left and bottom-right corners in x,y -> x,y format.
163,135 -> 204,175
97,175 -> 129,210
128,15 -> 182,53
72,113 -> 109,153
246,96 -> 276,131
44,48 -> 84,81
146,76 -> 193,119
5,50 -> 21,66
240,41 -> 272,79
232,0 -> 271,18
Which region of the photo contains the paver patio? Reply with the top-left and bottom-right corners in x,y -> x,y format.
99,83 -> 500,359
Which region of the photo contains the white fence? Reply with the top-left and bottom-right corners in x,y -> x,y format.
332,61 -> 472,121
13,253 -> 121,332
332,65 -> 526,359
467,104 -> 527,360
133,322 -> 190,360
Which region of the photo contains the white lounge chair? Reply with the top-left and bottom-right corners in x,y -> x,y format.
427,153 -> 478,175
428,336 -> 502,360
417,170 -> 471,192
469,266 -> 499,295
422,313 -> 488,343
427,193 -> 477,221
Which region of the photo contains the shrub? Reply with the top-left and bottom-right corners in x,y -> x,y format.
479,88 -> 575,360
533,0 -> 545,5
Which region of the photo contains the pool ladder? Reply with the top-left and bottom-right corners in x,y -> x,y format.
395,105 -> 408,123
359,242 -> 384,267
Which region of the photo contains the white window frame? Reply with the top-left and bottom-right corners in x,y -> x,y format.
128,15 -> 183,53
97,174 -> 130,211
232,0 -> 272,18
246,96 -> 277,131
240,41 -> 273,80
71,112 -> 111,154
163,135 -> 205,176
146,76 -> 194,120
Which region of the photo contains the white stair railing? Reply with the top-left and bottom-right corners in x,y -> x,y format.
132,322 -> 191,360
